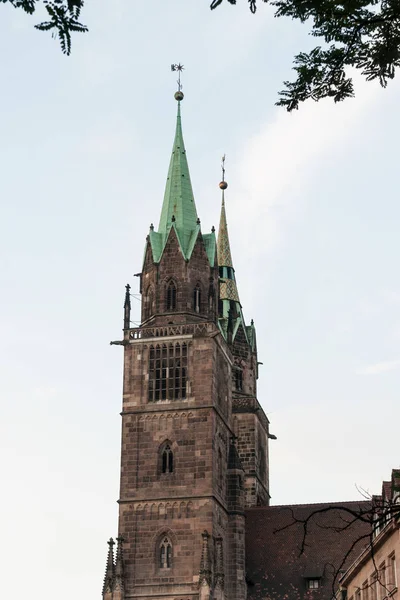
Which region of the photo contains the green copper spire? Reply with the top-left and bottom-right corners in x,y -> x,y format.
217,191 -> 233,269
144,90 -> 215,267
217,166 -> 250,344
218,188 -> 240,304
158,96 -> 198,244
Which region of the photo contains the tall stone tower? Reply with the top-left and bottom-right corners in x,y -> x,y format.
102,88 -> 271,600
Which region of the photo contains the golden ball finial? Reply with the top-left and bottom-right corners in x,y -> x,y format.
219,181 -> 228,190
174,91 -> 184,101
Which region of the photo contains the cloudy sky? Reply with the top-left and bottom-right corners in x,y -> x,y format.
1,1 -> 400,598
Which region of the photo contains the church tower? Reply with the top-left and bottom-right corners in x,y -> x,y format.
103,84 -> 271,600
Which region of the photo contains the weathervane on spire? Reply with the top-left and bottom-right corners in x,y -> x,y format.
219,154 -> 228,190
171,63 -> 184,93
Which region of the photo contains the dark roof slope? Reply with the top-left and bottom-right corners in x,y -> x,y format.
246,501 -> 371,600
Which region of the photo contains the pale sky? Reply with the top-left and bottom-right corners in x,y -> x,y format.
1,1 -> 400,598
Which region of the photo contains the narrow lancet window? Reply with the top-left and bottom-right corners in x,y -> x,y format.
235,368 -> 243,391
159,537 -> 172,569
166,281 -> 177,311
162,444 -> 174,473
193,284 -> 201,313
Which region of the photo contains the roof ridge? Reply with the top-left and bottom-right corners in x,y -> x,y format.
246,500 -> 371,510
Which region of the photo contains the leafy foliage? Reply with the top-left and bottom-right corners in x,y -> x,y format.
210,0 -> 400,110
1,0 -> 87,54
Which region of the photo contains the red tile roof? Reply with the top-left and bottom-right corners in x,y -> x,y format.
245,501 -> 371,600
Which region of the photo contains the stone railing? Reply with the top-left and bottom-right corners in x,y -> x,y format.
128,321 -> 217,340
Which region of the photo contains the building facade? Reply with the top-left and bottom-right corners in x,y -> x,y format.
103,89 -> 270,600
340,470 -> 400,600
101,88 -> 379,600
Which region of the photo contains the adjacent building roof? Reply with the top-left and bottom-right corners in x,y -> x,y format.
246,501 -> 371,600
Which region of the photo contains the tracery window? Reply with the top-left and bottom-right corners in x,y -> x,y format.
166,281 -> 177,311
162,444 -> 174,473
148,343 -> 187,401
193,284 -> 201,313
159,537 -> 172,569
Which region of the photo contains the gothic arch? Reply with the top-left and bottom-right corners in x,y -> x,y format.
158,503 -> 165,519
152,528 -> 177,573
166,413 -> 173,430
164,278 -> 177,311
158,439 -> 174,475
180,413 -> 187,428
186,501 -> 193,518
158,535 -> 173,569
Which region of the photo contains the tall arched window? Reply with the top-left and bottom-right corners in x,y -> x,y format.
166,281 -> 177,311
193,284 -> 201,313
159,537 -> 172,569
162,444 -> 174,473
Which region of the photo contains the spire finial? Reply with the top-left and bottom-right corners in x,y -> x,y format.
158,70 -> 198,240
199,530 -> 212,586
171,63 -> 184,101
124,284 -> 131,330
114,536 -> 125,592
219,154 -> 228,191
102,538 -> 115,596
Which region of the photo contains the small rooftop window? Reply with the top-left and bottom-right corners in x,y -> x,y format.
307,578 -> 320,589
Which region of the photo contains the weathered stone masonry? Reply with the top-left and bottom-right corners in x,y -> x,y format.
103,90 -> 269,600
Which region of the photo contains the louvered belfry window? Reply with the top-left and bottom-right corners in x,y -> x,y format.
148,343 -> 187,401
